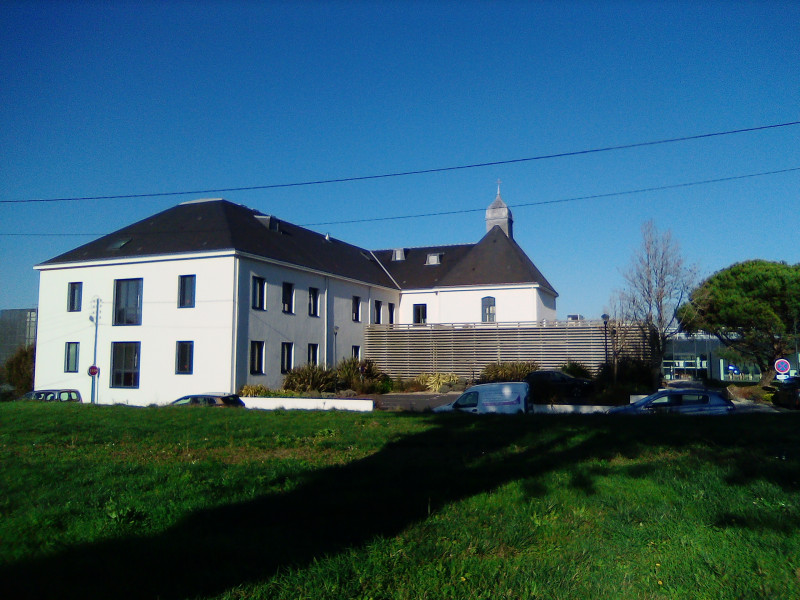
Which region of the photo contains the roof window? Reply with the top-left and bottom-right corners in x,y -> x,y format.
256,215 -> 280,232
107,238 -> 131,251
392,248 -> 406,261
425,253 -> 442,266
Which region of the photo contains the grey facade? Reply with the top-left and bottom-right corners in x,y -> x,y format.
0,309 -> 37,365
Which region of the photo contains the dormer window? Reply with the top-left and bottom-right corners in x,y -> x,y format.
392,248 -> 406,261
425,253 -> 442,266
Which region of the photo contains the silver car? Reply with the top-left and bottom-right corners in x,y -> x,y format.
609,388 -> 734,415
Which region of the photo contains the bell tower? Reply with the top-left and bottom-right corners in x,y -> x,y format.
485,180 -> 513,238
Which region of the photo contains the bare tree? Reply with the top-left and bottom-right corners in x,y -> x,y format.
615,221 -> 697,388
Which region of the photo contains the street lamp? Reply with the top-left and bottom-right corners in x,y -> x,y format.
601,314 -> 610,365
333,325 -> 339,366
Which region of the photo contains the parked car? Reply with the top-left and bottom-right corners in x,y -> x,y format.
772,378 -> 800,410
170,393 -> 244,407
609,388 -> 734,415
524,370 -> 593,399
434,382 -> 530,414
18,389 -> 82,402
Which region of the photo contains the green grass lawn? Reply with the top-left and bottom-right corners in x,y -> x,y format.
1,402 -> 798,600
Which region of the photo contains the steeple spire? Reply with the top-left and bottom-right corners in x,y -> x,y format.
485,181 -> 513,238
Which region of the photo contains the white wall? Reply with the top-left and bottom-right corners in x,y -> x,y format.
235,257 -> 400,390
398,284 -> 557,324
35,253 -> 238,406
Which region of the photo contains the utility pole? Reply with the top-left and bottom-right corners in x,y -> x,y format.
89,298 -> 101,404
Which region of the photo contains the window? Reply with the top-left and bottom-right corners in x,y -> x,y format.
178,275 -> 196,308
453,391 -> 479,409
281,342 -> 293,374
282,282 -> 294,313
374,300 -> 382,324
388,303 -> 395,325
425,253 -> 442,265
308,343 -> 318,366
176,341 -> 194,374
352,296 -> 361,322
252,276 -> 266,310
413,304 -> 427,324
64,342 -> 79,373
482,296 -> 496,323
113,279 -> 143,325
308,287 -> 319,317
67,282 -> 82,312
250,341 -> 265,374
111,342 -> 140,388
352,345 -> 361,359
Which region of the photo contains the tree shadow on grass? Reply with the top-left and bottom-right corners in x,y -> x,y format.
2,413 -> 798,599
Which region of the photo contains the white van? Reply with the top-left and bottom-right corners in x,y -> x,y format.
434,382 -> 530,414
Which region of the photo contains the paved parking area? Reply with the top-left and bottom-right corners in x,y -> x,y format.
376,392 -> 458,412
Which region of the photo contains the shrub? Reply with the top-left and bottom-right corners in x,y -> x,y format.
595,357 -> 653,391
283,364 -> 337,393
415,372 -> 460,392
336,358 -> 389,394
561,361 -> 593,379
479,361 -> 538,383
239,384 -> 271,397
4,345 -> 35,397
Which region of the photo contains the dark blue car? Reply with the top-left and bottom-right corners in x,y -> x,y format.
609,388 -> 734,415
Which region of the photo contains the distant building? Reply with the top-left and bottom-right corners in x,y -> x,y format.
0,309 -> 37,365
33,190 -> 557,405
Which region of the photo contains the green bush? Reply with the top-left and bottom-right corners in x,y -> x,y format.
560,361 -> 593,379
283,364 -> 337,393
239,384 -> 271,397
4,345 -> 35,397
336,358 -> 389,394
239,385 -> 306,398
479,361 -> 539,383
414,372 -> 460,392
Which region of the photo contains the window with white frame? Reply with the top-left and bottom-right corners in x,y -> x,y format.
250,341 -> 265,374
252,276 -> 267,310
282,282 -> 294,313
307,343 -> 319,365
352,296 -> 361,322
388,302 -> 395,324
308,287 -> 319,317
413,304 -> 427,324
374,300 -> 382,324
352,345 -> 361,359
281,342 -> 293,374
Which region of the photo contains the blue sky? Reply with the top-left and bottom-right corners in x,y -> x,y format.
2,0 -> 798,318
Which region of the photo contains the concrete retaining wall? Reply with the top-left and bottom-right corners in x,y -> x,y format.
531,404 -> 610,414
243,397 -> 374,412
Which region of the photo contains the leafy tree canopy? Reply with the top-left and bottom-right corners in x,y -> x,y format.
677,260 -> 800,383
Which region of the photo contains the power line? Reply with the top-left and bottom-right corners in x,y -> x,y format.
301,166 -> 800,226
2,120 -> 798,205
2,165 -> 797,237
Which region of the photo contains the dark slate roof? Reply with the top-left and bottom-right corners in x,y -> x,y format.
41,199 -> 556,295
40,199 -> 398,289
374,226 -> 557,295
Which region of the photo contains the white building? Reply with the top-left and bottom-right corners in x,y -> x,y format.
34,191 -> 557,405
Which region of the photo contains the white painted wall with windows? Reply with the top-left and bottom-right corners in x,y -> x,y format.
35,252 -> 238,406
398,284 -> 557,325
